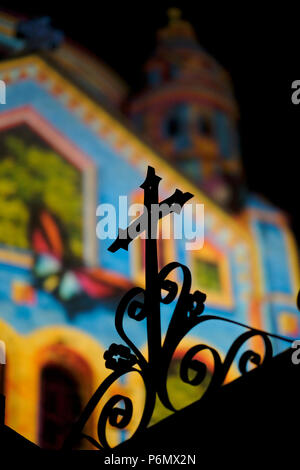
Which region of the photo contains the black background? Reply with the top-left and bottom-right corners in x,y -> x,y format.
0,2 -> 299,242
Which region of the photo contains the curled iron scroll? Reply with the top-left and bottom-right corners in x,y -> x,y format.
63,262 -> 290,450
63,167 -> 295,450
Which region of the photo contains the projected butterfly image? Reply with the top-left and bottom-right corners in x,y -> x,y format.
29,207 -> 131,316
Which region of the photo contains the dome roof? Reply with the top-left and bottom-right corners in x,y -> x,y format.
139,9 -> 237,117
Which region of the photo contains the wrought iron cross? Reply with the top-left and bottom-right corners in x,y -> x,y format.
108,166 -> 193,389
63,166 -> 293,451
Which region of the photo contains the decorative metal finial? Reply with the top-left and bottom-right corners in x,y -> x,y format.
167,7 -> 182,23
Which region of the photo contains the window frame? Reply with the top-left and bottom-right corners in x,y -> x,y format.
191,241 -> 233,309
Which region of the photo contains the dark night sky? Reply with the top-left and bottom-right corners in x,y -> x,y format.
1,2 -> 300,243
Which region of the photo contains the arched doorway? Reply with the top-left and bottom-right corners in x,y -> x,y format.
38,364 -> 82,449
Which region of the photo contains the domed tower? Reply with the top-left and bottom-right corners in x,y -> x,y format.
128,9 -> 245,211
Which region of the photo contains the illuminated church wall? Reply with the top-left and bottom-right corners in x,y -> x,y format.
245,196 -> 299,344
0,11 -> 298,449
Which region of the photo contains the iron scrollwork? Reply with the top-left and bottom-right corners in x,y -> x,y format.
63,166 -> 293,450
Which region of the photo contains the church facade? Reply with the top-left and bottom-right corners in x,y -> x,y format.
0,10 -> 298,448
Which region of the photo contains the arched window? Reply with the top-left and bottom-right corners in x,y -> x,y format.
166,116 -> 181,136
39,364 -> 82,449
198,115 -> 214,137
164,104 -> 188,139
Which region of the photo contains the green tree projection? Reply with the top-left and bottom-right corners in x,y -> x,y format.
0,132 -> 83,257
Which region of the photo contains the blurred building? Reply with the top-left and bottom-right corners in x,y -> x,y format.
0,9 -> 298,448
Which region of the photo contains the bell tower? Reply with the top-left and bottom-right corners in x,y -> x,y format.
128,9 -> 245,211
